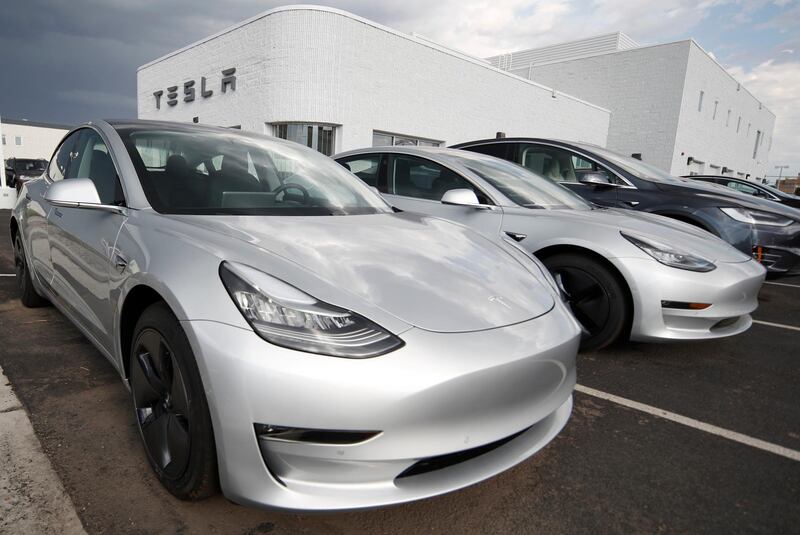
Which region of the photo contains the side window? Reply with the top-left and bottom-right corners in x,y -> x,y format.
726,181 -> 757,195
519,144 -> 622,185
66,130 -> 125,205
337,154 -> 383,188
388,154 -> 490,204
519,145 -> 579,182
47,132 -> 80,182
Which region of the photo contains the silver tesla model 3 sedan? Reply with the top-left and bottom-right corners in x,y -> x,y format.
335,147 -> 766,350
9,120 -> 581,511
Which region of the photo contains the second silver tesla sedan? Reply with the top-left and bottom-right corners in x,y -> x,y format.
335,147 -> 766,350
10,120 -> 581,511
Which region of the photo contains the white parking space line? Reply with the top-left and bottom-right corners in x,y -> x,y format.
0,274 -> 15,277
574,384 -> 800,462
764,281 -> 800,289
752,319 -> 800,332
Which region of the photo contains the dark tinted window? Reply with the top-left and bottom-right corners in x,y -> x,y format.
387,154 -> 490,203
66,130 -> 125,205
458,143 -> 513,160
14,159 -> 47,172
338,154 -> 382,188
47,131 -> 80,182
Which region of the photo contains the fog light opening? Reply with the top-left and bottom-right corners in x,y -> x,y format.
661,301 -> 711,310
254,424 -> 381,445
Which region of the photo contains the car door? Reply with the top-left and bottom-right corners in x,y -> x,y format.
343,152 -> 504,238
47,128 -> 127,354
23,131 -> 80,288
514,143 -> 625,208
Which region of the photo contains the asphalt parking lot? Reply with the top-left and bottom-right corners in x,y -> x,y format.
0,209 -> 798,534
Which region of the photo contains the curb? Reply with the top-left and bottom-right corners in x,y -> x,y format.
0,365 -> 87,535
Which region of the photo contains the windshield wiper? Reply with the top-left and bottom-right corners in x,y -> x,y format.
521,204 -> 545,209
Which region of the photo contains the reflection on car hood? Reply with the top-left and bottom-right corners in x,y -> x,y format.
553,207 -> 752,263
171,212 -> 555,333
660,180 -> 800,220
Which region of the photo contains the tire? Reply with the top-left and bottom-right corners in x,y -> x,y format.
130,302 -> 218,500
542,253 -> 630,352
13,233 -> 49,308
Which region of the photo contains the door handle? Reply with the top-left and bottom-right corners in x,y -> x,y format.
53,208 -> 63,218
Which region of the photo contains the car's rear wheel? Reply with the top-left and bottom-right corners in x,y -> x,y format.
14,233 -> 48,308
542,253 -> 630,351
130,302 -> 217,500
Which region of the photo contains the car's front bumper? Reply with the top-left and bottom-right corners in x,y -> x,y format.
181,303 -> 580,511
750,223 -> 800,275
612,257 -> 765,342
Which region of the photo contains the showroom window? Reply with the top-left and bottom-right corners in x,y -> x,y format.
372,131 -> 441,148
272,123 -> 336,156
15,136 -> 22,146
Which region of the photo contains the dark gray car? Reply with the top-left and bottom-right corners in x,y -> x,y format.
684,175 -> 800,209
451,138 -> 800,276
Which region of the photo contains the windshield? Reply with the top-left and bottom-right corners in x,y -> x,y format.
117,126 -> 391,216
574,143 -> 686,184
452,152 -> 592,210
14,159 -> 47,172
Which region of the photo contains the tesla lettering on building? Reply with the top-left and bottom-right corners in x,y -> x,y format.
153,68 -> 236,109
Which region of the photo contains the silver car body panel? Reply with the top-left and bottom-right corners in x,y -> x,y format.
11,120 -> 580,510
335,146 -> 766,342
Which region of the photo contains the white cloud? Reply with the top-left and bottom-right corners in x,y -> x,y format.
728,60 -> 800,174
358,0 -> 732,57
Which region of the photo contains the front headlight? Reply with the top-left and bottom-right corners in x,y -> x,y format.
720,207 -> 794,227
219,262 -> 403,358
621,233 -> 716,272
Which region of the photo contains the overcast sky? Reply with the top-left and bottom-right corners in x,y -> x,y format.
1,0 -> 798,174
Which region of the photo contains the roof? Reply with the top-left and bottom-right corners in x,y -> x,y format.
485,32 -> 639,70
136,5 -> 610,114
0,117 -> 73,130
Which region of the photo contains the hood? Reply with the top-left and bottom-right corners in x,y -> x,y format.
171,212 -> 555,333
660,179 -> 800,221
548,207 -> 751,263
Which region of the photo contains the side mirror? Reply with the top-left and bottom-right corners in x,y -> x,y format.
441,188 -> 480,206
578,172 -> 617,188
44,178 -> 123,213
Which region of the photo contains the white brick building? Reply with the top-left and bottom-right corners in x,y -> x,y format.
0,117 -> 71,209
0,118 -> 70,161
487,34 -> 776,179
137,6 -> 610,155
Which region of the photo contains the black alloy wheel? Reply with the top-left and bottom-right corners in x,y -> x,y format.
132,328 -> 192,480
14,234 -> 48,307
543,253 -> 629,351
130,302 -> 217,499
